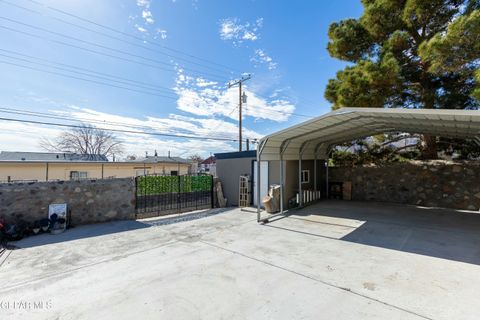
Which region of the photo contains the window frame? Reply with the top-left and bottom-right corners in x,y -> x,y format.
70,171 -> 88,180
301,169 -> 310,184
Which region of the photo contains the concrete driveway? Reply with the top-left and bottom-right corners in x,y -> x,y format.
1,201 -> 480,319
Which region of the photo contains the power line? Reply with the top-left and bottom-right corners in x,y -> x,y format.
0,48 -> 173,92
0,51 -> 314,120
0,0 -> 237,76
243,105 -> 313,119
0,25 -> 179,74
0,51 -> 179,97
209,106 -> 239,134
0,49 -> 239,107
0,2 -> 321,120
0,59 -> 184,99
0,49 -> 313,119
0,17 -> 230,82
0,116 -> 246,142
0,21 -> 314,118
23,0 -> 241,74
0,106 -> 249,141
0,56 -> 258,112
0,30 -> 313,119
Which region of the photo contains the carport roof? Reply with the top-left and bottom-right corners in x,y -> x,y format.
258,108 -> 480,161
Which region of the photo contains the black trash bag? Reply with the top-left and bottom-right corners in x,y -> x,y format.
0,218 -> 6,242
49,214 -> 58,230
32,220 -> 41,234
39,218 -> 50,232
3,223 -> 24,241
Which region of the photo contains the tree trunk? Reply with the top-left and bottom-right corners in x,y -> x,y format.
420,78 -> 438,159
421,134 -> 438,159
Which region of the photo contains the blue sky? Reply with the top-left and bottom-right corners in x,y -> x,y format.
0,0 -> 362,158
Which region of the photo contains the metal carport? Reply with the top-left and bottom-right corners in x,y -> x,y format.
256,107 -> 480,222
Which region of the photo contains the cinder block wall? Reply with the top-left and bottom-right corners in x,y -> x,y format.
329,161 -> 480,211
0,178 -> 136,225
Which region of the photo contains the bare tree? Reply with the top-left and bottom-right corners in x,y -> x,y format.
124,154 -> 137,161
188,154 -> 204,163
40,125 -> 124,158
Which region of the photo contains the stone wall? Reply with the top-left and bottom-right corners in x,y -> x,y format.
329,161 -> 480,211
0,178 -> 136,225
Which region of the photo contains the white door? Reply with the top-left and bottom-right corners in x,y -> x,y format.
253,161 -> 269,206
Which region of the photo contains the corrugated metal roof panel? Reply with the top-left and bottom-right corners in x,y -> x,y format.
259,108 -> 480,160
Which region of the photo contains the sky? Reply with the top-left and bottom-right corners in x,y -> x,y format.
0,0 -> 363,159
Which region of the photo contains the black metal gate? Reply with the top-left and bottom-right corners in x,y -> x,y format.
135,174 -> 214,218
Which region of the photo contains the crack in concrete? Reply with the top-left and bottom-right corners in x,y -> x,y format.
200,240 -> 434,320
0,216 -> 257,293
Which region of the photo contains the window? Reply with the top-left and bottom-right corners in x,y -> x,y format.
135,169 -> 149,176
70,171 -> 88,180
170,170 -> 178,176
301,170 -> 310,184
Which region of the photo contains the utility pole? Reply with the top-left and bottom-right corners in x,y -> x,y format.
228,74 -> 251,152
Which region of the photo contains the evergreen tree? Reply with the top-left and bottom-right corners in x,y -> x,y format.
325,0 -> 480,158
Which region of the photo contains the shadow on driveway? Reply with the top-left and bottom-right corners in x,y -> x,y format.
11,207 -> 233,249
11,220 -> 151,249
266,200 -> 480,265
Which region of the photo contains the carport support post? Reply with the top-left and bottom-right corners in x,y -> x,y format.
256,153 -> 261,222
314,154 -> 317,192
279,156 -> 284,214
298,153 -> 303,207
325,160 -> 329,199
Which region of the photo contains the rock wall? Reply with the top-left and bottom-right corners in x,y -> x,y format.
0,178 -> 136,225
329,161 -> 480,211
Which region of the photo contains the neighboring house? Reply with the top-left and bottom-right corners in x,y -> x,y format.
0,151 -> 194,182
199,156 -> 216,176
131,155 -> 194,176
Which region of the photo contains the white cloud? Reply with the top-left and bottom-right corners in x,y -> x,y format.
0,97 -> 289,157
0,66 -> 296,158
219,18 -> 263,46
155,28 -> 167,39
0,121 -> 63,152
251,49 -> 277,70
196,78 -> 217,87
0,101 -> 261,158
142,10 -> 155,24
134,0 -> 162,34
135,25 -> 147,33
174,69 -> 295,122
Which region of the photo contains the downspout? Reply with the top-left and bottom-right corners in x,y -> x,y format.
46,162 -> 49,181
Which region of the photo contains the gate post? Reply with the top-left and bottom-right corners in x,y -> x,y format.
177,175 -> 181,212
134,176 -> 138,217
210,175 -> 214,209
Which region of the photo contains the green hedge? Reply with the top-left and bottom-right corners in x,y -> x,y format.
136,175 -> 212,195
